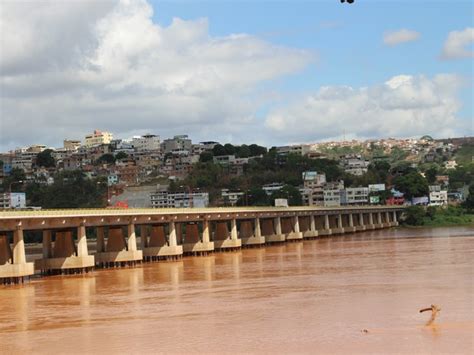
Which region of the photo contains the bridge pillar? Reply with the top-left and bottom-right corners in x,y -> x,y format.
287,216 -> 303,241
263,217 -> 285,243
214,220 -> 241,251
97,227 -> 105,253
356,213 -> 366,231
35,226 -> 95,275
317,214 -> 332,236
303,215 -> 318,238
383,211 -> 391,228
42,230 -> 53,258
240,218 -> 265,246
142,223 -> 183,261
331,214 -> 345,235
95,224 -> 143,267
0,227 -> 34,284
367,212 -> 375,230
183,221 -> 214,255
374,212 -> 383,229
392,211 -> 399,226
344,213 -> 356,233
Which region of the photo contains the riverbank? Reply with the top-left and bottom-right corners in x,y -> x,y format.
402,205 -> 474,227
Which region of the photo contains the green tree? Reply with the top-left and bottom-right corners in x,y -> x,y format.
394,172 -> 429,200
425,166 -> 438,184
270,185 -> 302,206
97,153 -> 115,165
36,149 -> 55,168
238,187 -> 269,206
403,206 -> 426,226
248,144 -> 267,156
199,151 -> 214,163
224,143 -> 236,155
236,144 -> 251,158
115,151 -> 128,160
463,184 -> 474,211
212,144 -> 227,156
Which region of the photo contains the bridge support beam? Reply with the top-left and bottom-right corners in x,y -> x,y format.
286,216 -> 303,241
366,213 -> 376,230
344,213 -> 356,233
142,223 -> 183,261
392,211 -> 399,227
331,214 -> 345,235
374,212 -> 384,229
214,220 -> 241,251
303,215 -> 318,238
94,224 -> 143,267
356,213 -> 366,232
183,221 -> 214,255
35,226 -> 95,275
240,219 -> 265,247
0,227 -> 34,284
318,215 -> 332,236
263,217 -> 285,243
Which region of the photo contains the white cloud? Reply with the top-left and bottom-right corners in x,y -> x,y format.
440,27 -> 474,60
0,0 -> 313,150
383,29 -> 420,46
265,74 -> 465,142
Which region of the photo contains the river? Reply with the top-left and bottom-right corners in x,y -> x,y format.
1,227 -> 473,354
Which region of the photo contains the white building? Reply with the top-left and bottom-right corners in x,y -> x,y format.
221,189 -> 244,206
368,184 -> 386,193
276,145 -> 311,156
262,183 -> 284,196
150,191 -> 209,208
84,130 -> 113,147
444,160 -> 458,170
303,171 -> 326,189
429,185 -> 448,206
0,192 -> 26,209
341,187 -> 369,205
131,134 -> 160,152
161,135 -> 192,154
341,155 -> 370,176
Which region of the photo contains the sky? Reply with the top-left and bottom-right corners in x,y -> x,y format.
0,0 -> 473,151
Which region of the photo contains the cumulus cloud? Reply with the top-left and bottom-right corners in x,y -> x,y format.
265,74 -> 464,142
0,0 -> 313,150
440,27 -> 474,60
383,29 -> 420,46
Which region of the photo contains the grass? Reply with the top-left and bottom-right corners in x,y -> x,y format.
455,144 -> 474,166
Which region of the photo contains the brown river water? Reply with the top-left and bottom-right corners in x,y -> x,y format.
1,227 -> 473,354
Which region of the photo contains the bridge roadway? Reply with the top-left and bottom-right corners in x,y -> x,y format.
0,205 -> 403,284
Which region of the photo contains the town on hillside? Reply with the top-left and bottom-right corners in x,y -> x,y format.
0,129 -> 473,211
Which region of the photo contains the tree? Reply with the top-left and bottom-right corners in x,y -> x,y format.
238,187 -> 269,206
36,149 -> 55,168
248,144 -> 267,157
212,144 -> 227,156
199,151 -> 214,163
224,143 -> 236,155
425,166 -> 438,184
402,206 -> 426,226
115,151 -> 128,160
270,185 -> 302,206
463,184 -> 474,211
394,172 -> 429,200
236,144 -> 250,158
97,153 -> 115,165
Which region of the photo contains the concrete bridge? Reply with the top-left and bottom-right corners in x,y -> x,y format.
0,206 -> 403,284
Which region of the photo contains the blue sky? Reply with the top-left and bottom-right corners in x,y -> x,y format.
1,0 -> 473,150
151,0 -> 473,119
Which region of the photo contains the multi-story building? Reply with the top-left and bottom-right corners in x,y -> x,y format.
262,183 -> 284,196
63,139 -> 81,151
150,191 -> 209,208
429,185 -> 448,206
340,155 -> 369,176
221,189 -> 244,206
302,171 -> 326,189
84,130 -> 113,147
161,135 -> 192,154
131,134 -> 161,152
0,192 -> 26,209
341,187 -> 369,205
276,144 -> 311,156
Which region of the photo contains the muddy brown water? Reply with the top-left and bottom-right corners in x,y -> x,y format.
1,227 -> 473,354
